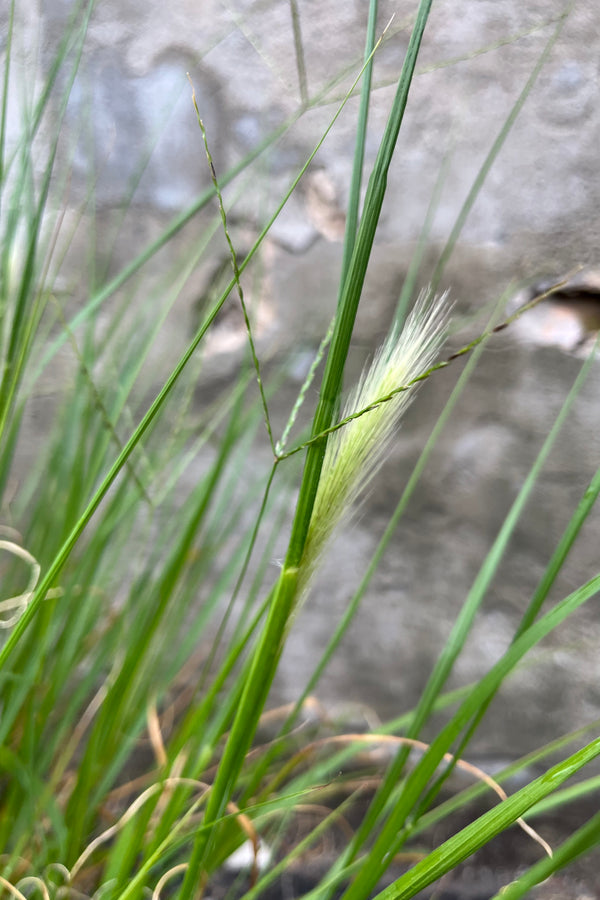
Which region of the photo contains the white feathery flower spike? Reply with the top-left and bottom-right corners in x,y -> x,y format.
301,289 -> 450,587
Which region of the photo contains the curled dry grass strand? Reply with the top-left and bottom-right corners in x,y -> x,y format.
0,539 -> 40,627
14,879 -> 50,900
0,876 -> 28,900
264,733 -> 553,859
69,778 -> 211,882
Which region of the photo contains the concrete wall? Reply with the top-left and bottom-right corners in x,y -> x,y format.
5,0 -> 600,756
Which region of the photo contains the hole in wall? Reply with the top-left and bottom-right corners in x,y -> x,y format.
510,269 -> 600,356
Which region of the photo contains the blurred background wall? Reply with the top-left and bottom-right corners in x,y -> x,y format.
5,0 -> 600,755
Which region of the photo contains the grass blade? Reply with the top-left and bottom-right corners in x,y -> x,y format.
178,5 -> 435,894
374,735 -> 600,900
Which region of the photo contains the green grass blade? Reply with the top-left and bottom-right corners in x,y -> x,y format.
516,460 -> 600,638
31,42 -> 382,384
289,0 -> 435,566
323,315 -> 595,894
373,735 -> 600,900
0,0 -> 15,213
418,341 -> 600,811
178,5 -> 435,895
289,0 -> 308,107
410,719 -> 600,838
193,105 -> 276,455
0,0 -> 94,461
336,571 -> 600,900
0,46 -> 390,662
340,0 -> 378,283
297,302 -> 505,891
394,145 -> 452,329
430,7 -> 570,291
490,808 -> 600,898
243,299 -> 503,810
404,345 -> 596,743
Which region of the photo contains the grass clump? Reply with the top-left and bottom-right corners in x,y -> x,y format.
1,2 -> 600,899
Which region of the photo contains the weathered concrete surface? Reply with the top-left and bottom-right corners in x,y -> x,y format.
4,0 -> 600,757
275,244 -> 600,756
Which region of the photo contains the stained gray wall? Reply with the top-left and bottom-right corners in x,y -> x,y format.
6,0 -> 600,756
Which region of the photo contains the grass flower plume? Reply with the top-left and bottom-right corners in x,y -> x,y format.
301,291 -> 449,584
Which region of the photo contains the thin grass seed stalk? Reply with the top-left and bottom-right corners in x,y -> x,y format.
300,291 -> 449,592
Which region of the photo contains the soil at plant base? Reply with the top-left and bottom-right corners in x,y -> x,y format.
207,789 -> 600,900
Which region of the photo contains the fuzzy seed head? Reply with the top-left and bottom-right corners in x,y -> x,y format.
301,290 -> 450,587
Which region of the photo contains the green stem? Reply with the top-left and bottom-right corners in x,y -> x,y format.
178,3 -> 434,896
